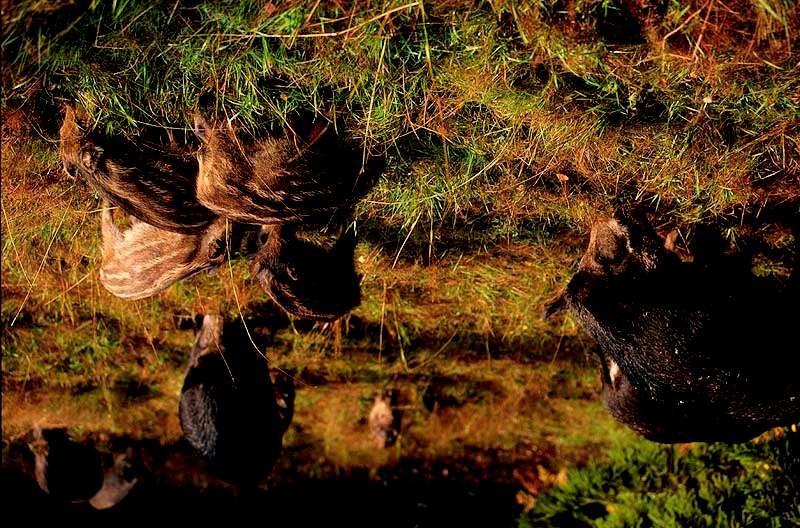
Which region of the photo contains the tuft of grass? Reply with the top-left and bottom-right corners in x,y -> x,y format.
518,427 -> 800,527
3,0 -> 798,245
2,0 -> 799,515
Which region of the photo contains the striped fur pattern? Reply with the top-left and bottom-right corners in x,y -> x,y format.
60,105 -> 216,234
99,203 -> 227,300
193,114 -> 363,226
251,224 -> 362,321
180,315 -> 292,484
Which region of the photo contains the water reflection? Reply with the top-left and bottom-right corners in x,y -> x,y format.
5,431 -> 525,522
179,315 -> 294,485
24,426 -> 137,510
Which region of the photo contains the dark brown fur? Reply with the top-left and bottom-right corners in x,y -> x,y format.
546,214 -> 800,443
180,315 -> 293,484
99,202 -> 227,300
193,115 -> 368,226
60,105 -> 216,234
29,426 -> 137,509
251,224 -> 361,321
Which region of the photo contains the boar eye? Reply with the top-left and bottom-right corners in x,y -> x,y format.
596,250 -> 625,268
208,239 -> 225,259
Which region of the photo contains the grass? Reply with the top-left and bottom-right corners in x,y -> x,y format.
2,0 -> 799,519
518,427 -> 800,527
3,0 -> 798,237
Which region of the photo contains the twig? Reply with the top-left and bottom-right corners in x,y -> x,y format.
662,0 -> 711,44
363,37 -> 388,172
1,199 -> 32,287
378,279 -> 388,363
120,4 -> 155,34
392,211 -> 422,269
304,0 -> 323,26
692,0 -> 715,60
45,270 -> 93,306
215,2 -> 419,39
10,206 -> 69,327
132,303 -> 161,367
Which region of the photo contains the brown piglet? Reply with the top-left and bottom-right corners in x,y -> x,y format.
99,202 -> 227,300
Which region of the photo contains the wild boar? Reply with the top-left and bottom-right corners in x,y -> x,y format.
29,426 -> 137,509
546,213 -> 799,443
99,201 -> 227,300
179,315 -> 294,485
368,390 -> 400,448
59,105 -> 216,234
29,426 -> 104,503
193,114 -> 371,226
251,224 -> 361,321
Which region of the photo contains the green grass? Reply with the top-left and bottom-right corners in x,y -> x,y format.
518,428 -> 800,527
2,0 -> 799,518
3,0 -> 798,244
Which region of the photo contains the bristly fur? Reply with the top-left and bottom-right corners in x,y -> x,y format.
251,224 -> 362,321
60,105 -> 216,234
550,214 -> 800,443
179,315 -> 293,485
99,202 -> 227,300
193,114 -> 377,226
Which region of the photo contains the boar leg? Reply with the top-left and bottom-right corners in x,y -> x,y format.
100,201 -> 122,258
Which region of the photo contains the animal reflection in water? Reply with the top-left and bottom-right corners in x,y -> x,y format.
252,225 -> 361,321
28,426 -> 137,509
59,105 -> 216,234
368,390 -> 400,449
180,315 -> 294,484
99,201 -> 228,300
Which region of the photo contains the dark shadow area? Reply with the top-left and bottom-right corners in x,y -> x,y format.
2,433 -> 532,525
357,213 -> 578,266
338,313 -> 594,365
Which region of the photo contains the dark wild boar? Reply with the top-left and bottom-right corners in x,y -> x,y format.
99,202 -> 227,300
59,105 -> 216,234
546,214 -> 799,443
193,114 -> 373,226
251,224 -> 361,321
29,426 -> 137,509
29,426 -> 104,503
179,315 -> 294,485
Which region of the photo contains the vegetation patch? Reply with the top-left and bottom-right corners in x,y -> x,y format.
2,0 -> 798,520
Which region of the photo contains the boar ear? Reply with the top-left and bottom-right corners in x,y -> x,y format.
543,291 -> 569,319
80,144 -> 104,169
72,107 -> 91,131
193,114 -> 209,143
